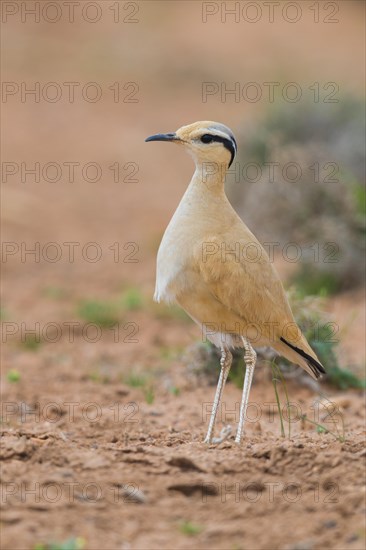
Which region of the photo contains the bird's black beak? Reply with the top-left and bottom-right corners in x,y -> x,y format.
145,133 -> 178,143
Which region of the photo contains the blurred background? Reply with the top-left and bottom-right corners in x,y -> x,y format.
3,0 -> 365,368
1,1 -> 365,549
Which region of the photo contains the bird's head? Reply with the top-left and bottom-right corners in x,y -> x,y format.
145,121 -> 237,168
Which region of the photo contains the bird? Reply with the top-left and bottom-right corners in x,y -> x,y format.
145,121 -> 325,445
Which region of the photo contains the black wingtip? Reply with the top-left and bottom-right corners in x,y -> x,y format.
280,337 -> 326,379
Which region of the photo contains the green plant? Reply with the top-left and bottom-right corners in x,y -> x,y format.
0,307 -> 9,320
124,371 -> 148,388
227,350 -> 245,388
269,359 -> 345,440
21,334 -> 42,351
88,370 -> 111,384
270,361 -> 291,438
34,537 -> 85,550
77,299 -> 119,328
301,411 -> 345,443
352,181 -> 366,217
120,287 -> 144,311
290,265 -> 341,297
286,288 -> 365,390
179,521 -> 203,536
169,385 -> 180,396
122,370 -> 155,403
144,385 -> 155,404
7,369 -> 21,383
324,365 -> 365,391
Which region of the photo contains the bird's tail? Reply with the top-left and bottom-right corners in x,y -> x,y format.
277,335 -> 326,380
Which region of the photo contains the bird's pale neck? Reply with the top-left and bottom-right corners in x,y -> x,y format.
189,160 -> 228,198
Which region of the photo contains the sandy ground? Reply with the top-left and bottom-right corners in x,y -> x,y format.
1,355 -> 365,550
1,2 -> 365,549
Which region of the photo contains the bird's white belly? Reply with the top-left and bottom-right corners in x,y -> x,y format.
154,225 -> 196,304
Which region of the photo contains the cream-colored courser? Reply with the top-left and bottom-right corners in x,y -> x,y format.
145,121 -> 325,445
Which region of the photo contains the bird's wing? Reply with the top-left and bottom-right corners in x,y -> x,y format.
193,234 -> 295,332
192,232 -> 325,380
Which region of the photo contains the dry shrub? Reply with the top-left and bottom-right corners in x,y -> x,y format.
229,98 -> 365,292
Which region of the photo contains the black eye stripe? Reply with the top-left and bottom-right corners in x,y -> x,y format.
200,133 -> 237,167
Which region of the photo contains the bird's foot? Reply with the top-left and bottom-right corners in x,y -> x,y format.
210,425 -> 232,445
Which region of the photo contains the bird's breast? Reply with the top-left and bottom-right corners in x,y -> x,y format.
153,199 -> 207,304
153,190 -> 235,304
154,222 -> 196,304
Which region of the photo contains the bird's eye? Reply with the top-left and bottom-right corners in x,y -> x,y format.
200,134 -> 214,144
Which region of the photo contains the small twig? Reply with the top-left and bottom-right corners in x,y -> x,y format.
301,414 -> 345,442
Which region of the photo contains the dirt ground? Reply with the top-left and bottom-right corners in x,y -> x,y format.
1,354 -> 366,550
1,2 -> 366,549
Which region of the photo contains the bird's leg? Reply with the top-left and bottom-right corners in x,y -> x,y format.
204,347 -> 232,444
235,338 -> 257,444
